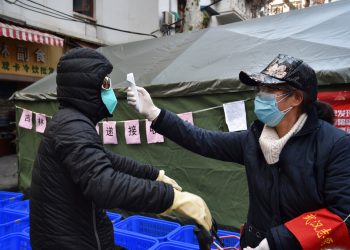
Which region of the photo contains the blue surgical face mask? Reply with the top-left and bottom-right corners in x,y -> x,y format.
101,76 -> 118,115
254,92 -> 292,127
101,89 -> 118,115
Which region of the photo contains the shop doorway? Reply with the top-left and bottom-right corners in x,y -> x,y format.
0,79 -> 32,156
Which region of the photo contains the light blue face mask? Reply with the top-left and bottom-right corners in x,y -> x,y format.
254,92 -> 292,127
101,76 -> 118,115
101,89 -> 118,115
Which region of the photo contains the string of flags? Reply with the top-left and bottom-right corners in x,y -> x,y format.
17,100 -> 248,145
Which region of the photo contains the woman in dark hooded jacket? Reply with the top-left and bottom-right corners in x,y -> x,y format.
30,48 -> 212,250
127,54 -> 350,249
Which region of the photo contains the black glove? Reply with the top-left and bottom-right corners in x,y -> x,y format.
194,219 -> 224,250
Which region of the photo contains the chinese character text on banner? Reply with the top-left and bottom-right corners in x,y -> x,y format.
124,120 -> 141,144
318,91 -> 350,133
103,121 -> 118,144
145,120 -> 164,144
19,109 -> 33,129
35,113 -> 46,133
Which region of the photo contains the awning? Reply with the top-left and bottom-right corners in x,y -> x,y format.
0,22 -> 64,47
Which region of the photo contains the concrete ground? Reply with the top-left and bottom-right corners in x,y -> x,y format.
0,154 -> 18,190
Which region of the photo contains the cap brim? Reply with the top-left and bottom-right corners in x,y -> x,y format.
239,71 -> 285,86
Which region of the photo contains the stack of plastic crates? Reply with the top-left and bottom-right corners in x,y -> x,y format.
0,191 -> 31,250
2,197 -> 30,238
0,234 -> 31,250
114,230 -> 159,250
149,241 -> 198,250
3,199 -> 30,215
0,190 -> 241,250
113,215 -> 181,249
107,211 -> 122,225
167,225 -> 240,249
0,191 -> 23,209
0,210 -> 29,237
113,214 -> 241,250
114,215 -> 181,242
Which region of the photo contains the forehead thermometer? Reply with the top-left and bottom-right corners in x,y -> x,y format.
127,73 -> 141,112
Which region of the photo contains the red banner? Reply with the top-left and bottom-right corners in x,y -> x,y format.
318,91 -> 350,133
285,208 -> 350,250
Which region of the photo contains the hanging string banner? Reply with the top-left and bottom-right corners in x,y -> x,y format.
16,99 -> 250,145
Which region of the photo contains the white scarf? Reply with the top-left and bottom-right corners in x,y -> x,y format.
259,113 -> 308,164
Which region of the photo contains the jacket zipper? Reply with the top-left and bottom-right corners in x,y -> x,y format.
92,202 -> 102,250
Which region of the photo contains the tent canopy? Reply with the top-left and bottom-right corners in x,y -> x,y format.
14,0 -> 350,101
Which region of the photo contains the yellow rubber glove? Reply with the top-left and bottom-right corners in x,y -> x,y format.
167,189 -> 212,231
156,170 -> 182,191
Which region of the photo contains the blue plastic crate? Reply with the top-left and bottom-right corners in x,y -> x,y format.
114,230 -> 158,250
0,191 -> 24,208
0,210 -> 29,237
22,227 -> 29,236
0,233 -> 31,250
3,200 -> 30,215
107,212 -> 122,224
167,225 -> 240,249
149,242 -> 198,250
114,215 -> 180,242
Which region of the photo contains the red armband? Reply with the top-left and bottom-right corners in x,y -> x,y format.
285,208 -> 350,250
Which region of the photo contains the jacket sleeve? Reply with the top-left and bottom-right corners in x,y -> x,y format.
55,120 -> 173,212
104,149 -> 159,180
323,134 -> 350,229
267,134 -> 350,249
266,225 -> 301,250
152,109 -> 247,165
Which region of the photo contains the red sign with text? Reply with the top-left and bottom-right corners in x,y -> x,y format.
318,91 -> 350,133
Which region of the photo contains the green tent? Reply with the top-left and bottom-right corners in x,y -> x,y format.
13,1 -> 350,229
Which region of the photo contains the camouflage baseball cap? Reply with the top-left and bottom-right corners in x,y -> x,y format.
239,54 -> 318,101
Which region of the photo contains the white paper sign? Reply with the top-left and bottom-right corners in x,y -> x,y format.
145,120 -> 164,144
178,112 -> 194,125
124,120 -> 141,144
102,121 -> 118,144
19,109 -> 33,129
223,101 -> 247,132
35,113 -> 47,133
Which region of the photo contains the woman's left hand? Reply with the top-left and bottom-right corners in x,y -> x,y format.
243,238 -> 269,250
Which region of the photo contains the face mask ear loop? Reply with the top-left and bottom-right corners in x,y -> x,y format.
281,106 -> 293,114
277,92 -> 294,114
276,92 -> 292,104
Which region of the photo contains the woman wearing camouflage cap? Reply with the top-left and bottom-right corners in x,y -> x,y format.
127,54 -> 350,249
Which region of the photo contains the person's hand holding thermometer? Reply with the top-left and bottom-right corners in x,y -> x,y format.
126,73 -> 160,121
127,73 -> 141,112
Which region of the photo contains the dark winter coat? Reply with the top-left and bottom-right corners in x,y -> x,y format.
30,48 -> 173,250
152,107 -> 350,249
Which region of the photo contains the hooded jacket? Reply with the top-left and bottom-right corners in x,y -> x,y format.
30,48 -> 174,250
152,107 -> 350,249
